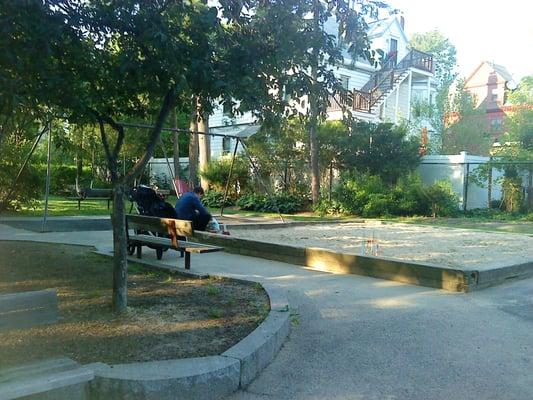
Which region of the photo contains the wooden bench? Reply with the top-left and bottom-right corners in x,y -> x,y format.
0,289 -> 58,331
68,187 -> 113,210
125,214 -> 223,269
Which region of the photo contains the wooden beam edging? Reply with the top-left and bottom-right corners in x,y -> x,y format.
193,232 -> 479,292
225,219 -> 364,231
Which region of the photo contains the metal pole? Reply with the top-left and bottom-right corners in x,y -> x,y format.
220,138 -> 240,217
487,159 -> 492,208
159,137 -> 179,195
42,121 -> 52,232
0,125 -> 48,209
463,162 -> 470,212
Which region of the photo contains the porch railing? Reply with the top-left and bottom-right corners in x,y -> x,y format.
327,48 -> 434,114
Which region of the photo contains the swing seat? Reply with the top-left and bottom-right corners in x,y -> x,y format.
174,179 -> 191,197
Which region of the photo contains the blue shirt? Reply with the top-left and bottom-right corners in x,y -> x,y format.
175,192 -> 211,221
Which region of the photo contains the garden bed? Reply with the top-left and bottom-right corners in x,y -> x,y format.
0,241 -> 269,368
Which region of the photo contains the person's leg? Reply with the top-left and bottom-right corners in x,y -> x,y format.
193,213 -> 211,231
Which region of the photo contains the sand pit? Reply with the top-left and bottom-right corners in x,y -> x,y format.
230,221 -> 533,270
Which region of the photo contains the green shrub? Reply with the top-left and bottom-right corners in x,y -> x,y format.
501,176 -> 524,213
0,164 -> 42,210
390,173 -> 429,216
200,156 -> 251,195
313,198 -> 349,215
236,192 -> 305,214
32,164 -> 111,195
318,172 -> 458,218
236,193 -> 265,210
362,193 -> 394,217
421,180 -> 459,217
202,190 -> 234,208
265,193 -> 304,214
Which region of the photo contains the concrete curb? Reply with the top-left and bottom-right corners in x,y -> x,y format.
85,253 -> 290,398
193,231 -> 483,292
222,283 -> 290,387
88,357 -> 240,400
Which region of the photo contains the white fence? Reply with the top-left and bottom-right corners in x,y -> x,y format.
148,157 -> 189,190
417,152 -> 504,210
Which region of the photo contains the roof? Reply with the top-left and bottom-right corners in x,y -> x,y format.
464,61 -> 514,85
490,62 -> 513,82
367,16 -> 408,44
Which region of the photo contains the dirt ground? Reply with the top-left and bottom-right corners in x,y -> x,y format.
0,241 -> 269,367
230,221 -> 533,269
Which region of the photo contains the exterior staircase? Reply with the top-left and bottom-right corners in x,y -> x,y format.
329,48 -> 433,115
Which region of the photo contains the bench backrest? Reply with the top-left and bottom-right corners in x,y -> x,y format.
0,289 -> 58,331
126,214 -> 194,246
83,188 -> 112,198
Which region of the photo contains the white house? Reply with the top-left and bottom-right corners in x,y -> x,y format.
207,15 -> 437,158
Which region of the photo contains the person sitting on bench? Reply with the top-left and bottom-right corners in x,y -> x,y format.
175,186 -> 212,231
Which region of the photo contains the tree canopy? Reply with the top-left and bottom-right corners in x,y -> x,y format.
409,30 -> 457,87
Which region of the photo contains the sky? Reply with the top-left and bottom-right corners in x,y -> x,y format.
387,0 -> 533,82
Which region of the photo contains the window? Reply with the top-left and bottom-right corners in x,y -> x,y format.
222,137 -> 232,155
490,118 -> 502,131
339,75 -> 350,90
222,102 -> 232,116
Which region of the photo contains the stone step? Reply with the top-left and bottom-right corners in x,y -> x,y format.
0,358 -> 94,400
0,358 -> 78,384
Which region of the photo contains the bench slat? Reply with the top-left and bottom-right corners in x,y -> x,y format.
127,214 -> 193,237
129,234 -> 222,253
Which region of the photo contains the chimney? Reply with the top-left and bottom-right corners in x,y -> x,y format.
400,16 -> 405,30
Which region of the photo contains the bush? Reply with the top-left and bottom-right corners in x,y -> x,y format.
390,173 -> 429,216
362,193 -> 394,217
236,193 -> 266,211
202,190 -> 234,208
316,172 -> 458,218
200,156 -> 251,195
32,164 -> 111,195
313,198 -> 349,215
501,176 -> 524,213
421,180 -> 459,217
0,164 -> 42,210
236,192 -> 305,214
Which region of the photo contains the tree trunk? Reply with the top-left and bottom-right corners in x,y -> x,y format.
75,146 -> 83,190
172,110 -> 180,180
111,182 -> 128,313
309,0 -> 321,205
198,107 -> 210,190
188,103 -> 199,187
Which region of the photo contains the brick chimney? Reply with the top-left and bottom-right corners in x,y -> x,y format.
400,16 -> 405,30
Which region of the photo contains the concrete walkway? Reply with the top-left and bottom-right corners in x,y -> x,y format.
1,221 -> 533,399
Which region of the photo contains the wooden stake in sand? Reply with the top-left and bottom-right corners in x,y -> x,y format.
361,231 -> 379,256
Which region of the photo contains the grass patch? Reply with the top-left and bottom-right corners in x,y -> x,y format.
0,241 -> 269,367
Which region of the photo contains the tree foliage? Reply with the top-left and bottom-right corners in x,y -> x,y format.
321,121 -> 421,184
442,79 -> 491,155
409,30 -> 457,87
408,30 -> 457,150
0,0 -> 313,313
